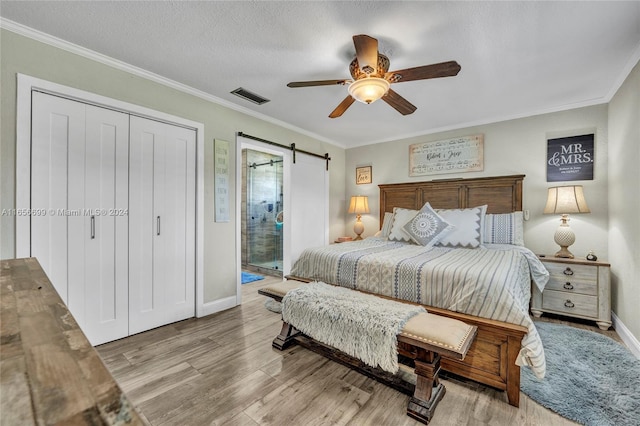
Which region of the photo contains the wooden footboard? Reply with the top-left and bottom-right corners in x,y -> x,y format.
284,275 -> 527,407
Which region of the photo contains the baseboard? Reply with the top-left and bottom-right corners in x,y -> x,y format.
612,311 -> 640,359
198,295 -> 238,317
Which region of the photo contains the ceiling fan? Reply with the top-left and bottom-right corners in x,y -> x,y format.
287,34 -> 461,118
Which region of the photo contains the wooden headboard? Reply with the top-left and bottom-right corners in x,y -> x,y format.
379,174 -> 524,224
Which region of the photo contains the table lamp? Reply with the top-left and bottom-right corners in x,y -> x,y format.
543,185 -> 590,258
348,196 -> 370,240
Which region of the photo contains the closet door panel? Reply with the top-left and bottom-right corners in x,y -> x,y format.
161,127 -> 196,318
129,123 -> 157,331
31,92 -> 85,302
80,105 -> 130,345
129,116 -> 195,334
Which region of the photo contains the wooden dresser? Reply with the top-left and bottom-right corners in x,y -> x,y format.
0,258 -> 144,425
531,255 -> 611,330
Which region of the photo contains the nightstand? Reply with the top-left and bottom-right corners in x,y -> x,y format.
531,256 -> 611,330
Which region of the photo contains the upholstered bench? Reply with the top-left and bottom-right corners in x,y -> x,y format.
259,281 -> 478,425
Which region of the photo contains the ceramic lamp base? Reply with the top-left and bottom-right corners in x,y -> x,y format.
553,219 -> 575,258
353,215 -> 364,240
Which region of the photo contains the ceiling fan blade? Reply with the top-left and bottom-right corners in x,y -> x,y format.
329,96 -> 356,118
382,89 -> 417,115
386,61 -> 461,83
287,79 -> 349,88
353,34 -> 379,75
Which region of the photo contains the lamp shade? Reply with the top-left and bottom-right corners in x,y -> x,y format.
348,78 -> 390,104
543,185 -> 590,215
348,196 -> 370,214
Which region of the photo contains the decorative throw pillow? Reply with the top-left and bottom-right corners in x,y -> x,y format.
387,207 -> 419,242
484,211 -> 525,246
379,211 -> 395,239
403,202 -> 454,248
435,205 -> 488,249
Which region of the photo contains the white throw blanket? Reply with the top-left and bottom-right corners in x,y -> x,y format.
282,281 -> 425,373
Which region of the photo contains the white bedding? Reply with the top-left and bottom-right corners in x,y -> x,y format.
290,237 -> 549,378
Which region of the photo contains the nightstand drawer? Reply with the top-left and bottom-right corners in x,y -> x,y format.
542,289 -> 598,318
545,262 -> 597,282
545,276 -> 597,296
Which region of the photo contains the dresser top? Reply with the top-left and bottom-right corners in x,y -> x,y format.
0,257 -> 144,425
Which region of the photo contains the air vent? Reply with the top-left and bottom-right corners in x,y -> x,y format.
230,87 -> 270,105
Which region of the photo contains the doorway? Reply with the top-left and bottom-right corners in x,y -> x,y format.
241,149 -> 284,277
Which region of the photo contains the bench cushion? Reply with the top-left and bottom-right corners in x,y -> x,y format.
260,280 -> 305,298
400,313 -> 476,358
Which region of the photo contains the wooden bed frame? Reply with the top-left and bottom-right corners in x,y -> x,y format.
289,174 -> 528,407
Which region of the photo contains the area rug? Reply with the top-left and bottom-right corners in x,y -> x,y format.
521,321 -> 640,426
241,271 -> 264,284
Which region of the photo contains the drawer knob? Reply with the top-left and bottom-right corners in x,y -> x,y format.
564,300 -> 575,308
563,267 -> 574,276
563,282 -> 574,290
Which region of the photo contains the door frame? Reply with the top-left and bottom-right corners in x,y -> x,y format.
235,135 -> 330,305
235,137 -> 292,305
16,74 -> 207,317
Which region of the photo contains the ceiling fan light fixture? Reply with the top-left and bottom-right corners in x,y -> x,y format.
348,77 -> 390,104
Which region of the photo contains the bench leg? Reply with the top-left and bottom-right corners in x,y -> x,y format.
272,321 -> 300,350
406,351 -> 446,425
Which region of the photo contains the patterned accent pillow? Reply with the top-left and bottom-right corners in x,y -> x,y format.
484,211 -> 524,246
403,202 -> 454,247
387,207 -> 419,242
435,205 -> 488,249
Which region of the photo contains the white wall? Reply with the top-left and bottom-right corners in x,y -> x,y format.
608,60 -> 640,342
345,105 -> 609,259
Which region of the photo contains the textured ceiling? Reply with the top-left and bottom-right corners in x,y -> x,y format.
2,1 -> 639,148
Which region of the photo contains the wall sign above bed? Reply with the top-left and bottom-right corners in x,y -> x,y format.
546,133 -> 594,182
409,134 -> 484,177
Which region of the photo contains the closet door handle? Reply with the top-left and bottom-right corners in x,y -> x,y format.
157,216 -> 161,236
91,216 -> 96,239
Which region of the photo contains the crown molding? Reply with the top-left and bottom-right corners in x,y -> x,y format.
0,18 -> 344,148
605,41 -> 640,102
349,96 -> 610,149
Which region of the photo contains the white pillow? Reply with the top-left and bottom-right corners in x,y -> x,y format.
379,211 -> 395,239
387,207 -> 419,242
403,202 -> 454,248
435,205 -> 487,249
484,211 -> 524,246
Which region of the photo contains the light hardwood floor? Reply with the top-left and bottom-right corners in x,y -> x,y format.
97,275 -> 620,426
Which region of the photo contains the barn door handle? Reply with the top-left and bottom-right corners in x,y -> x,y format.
91,216 -> 96,239
157,216 -> 161,236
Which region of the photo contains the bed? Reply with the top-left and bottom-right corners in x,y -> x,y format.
287,174 -> 548,407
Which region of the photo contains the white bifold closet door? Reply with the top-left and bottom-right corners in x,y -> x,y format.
128,116 -> 196,334
31,92 -> 129,345
30,92 -> 196,345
